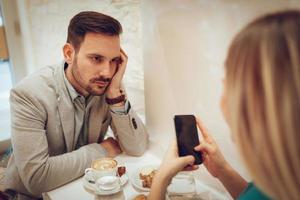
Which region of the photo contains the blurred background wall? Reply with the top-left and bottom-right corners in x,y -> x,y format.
142,0 -> 300,193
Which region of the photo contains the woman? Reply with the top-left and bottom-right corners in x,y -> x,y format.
149,10 -> 300,200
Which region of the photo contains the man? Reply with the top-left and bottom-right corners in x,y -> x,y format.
4,11 -> 148,199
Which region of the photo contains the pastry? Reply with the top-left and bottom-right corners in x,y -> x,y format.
139,167 -> 157,188
133,194 -> 147,200
117,166 -> 126,177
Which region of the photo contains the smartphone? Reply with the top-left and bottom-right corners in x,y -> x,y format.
174,115 -> 203,165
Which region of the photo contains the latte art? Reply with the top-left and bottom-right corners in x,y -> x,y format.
92,158 -> 117,170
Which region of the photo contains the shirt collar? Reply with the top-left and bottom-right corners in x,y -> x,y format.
63,63 -> 82,102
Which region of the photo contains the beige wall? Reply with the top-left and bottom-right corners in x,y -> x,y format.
0,0 -> 28,84
142,0 -> 300,194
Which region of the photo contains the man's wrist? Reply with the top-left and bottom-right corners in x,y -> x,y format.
109,101 -> 125,107
106,88 -> 122,98
106,94 -> 126,105
105,87 -> 126,106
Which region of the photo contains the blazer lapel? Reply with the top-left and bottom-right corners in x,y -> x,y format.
54,63 -> 75,152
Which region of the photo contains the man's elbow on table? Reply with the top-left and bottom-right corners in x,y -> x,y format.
123,135 -> 149,157
20,164 -> 53,197
25,185 -> 44,198
23,179 -> 46,197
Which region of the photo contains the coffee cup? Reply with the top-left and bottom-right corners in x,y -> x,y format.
85,157 -> 118,183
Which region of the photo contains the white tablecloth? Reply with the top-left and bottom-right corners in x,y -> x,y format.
43,142 -> 230,200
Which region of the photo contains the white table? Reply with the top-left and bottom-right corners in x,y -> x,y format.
43,141 -> 230,200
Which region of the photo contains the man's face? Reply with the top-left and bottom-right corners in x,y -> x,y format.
71,33 -> 121,96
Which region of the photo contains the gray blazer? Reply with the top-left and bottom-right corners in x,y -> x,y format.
4,63 -> 148,199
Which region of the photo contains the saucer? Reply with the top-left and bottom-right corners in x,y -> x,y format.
83,173 -> 128,195
97,176 -> 119,191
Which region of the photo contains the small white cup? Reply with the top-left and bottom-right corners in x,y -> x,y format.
96,175 -> 120,191
167,171 -> 196,197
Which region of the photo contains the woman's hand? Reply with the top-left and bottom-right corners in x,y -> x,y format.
149,116 -> 247,200
195,118 -> 248,199
194,117 -> 230,178
157,140 -> 198,183
148,141 -> 198,200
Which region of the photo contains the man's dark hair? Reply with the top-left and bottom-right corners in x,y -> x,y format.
67,11 -> 122,50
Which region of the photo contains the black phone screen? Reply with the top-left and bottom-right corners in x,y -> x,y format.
174,115 -> 203,165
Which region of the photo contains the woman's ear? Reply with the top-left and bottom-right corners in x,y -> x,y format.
63,43 -> 75,65
220,78 -> 229,124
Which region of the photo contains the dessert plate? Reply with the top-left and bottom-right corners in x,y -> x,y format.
130,165 -> 158,192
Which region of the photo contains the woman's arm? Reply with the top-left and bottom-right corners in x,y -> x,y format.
148,142 -> 197,200
148,117 -> 248,200
148,171 -> 172,200
194,118 -> 247,199
216,164 -> 248,199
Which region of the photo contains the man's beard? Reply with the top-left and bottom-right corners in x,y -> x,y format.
72,58 -> 112,96
86,76 -> 111,96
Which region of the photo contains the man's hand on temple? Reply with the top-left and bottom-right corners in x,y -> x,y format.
106,48 -> 128,99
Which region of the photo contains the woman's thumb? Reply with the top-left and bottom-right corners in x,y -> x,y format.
180,155 -> 195,166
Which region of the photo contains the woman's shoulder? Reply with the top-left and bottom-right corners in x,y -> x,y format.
238,182 -> 271,200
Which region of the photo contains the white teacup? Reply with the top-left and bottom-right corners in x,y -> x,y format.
85,157 -> 118,183
167,171 -> 196,196
96,175 -> 120,191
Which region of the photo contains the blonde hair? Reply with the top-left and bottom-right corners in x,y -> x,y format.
225,10 -> 300,199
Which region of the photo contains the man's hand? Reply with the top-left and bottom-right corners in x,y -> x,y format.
106,48 -> 128,99
100,137 -> 122,157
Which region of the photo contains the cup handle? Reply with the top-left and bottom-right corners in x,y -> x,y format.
84,168 -> 96,184
85,168 -> 93,174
